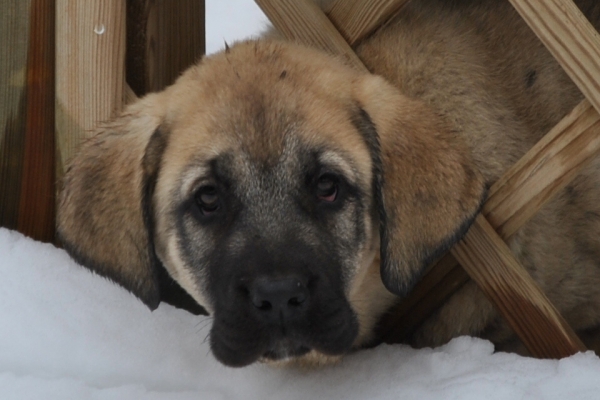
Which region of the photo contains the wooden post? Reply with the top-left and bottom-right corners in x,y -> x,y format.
0,0 -> 55,242
0,0 -> 32,233
18,0 -> 56,242
127,0 -> 205,96
56,0 -> 126,178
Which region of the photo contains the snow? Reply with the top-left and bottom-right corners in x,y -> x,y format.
3,1 -> 600,398
3,230 -> 600,400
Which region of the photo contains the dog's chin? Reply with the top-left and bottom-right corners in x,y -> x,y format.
211,334 -> 354,368
261,339 -> 312,361
262,348 -> 345,368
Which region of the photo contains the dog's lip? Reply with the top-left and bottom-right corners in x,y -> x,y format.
261,340 -> 311,361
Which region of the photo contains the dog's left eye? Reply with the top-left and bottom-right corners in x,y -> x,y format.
195,186 -> 221,215
316,175 -> 338,202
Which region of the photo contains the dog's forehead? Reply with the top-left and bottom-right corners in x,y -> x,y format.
158,40 -> 373,198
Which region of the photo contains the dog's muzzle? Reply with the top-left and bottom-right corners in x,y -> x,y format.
207,239 -> 359,367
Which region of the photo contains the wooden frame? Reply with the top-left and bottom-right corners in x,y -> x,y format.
256,0 -> 600,358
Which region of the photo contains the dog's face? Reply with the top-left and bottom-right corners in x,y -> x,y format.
58,41 -> 485,367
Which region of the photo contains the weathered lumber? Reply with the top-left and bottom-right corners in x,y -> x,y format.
509,0 -> 600,115
56,0 -> 126,176
17,0 -> 56,243
255,0 -> 367,70
0,0 -> 55,242
326,0 -> 410,45
127,0 -> 205,96
452,215 -> 586,358
0,0 -> 33,232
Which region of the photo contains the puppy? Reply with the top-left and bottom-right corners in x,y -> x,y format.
58,0 -> 600,367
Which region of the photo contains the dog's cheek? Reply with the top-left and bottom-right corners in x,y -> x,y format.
154,207 -> 216,313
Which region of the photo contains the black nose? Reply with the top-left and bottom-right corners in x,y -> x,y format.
249,277 -> 309,320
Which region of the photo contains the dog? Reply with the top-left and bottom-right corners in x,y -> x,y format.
58,0 -> 600,367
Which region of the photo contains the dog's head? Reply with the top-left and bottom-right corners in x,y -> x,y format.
58,40 -> 485,367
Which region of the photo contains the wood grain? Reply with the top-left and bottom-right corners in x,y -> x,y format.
56,0 -> 126,174
255,0 -> 367,71
17,0 -> 56,242
0,0 -> 31,231
509,0 -> 600,114
452,215 -> 586,358
126,0 -> 205,96
0,0 -> 55,242
485,99 -> 600,239
145,0 -> 205,93
326,0 -> 410,45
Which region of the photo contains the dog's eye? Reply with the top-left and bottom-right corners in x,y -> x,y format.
316,175 -> 338,202
195,186 -> 220,215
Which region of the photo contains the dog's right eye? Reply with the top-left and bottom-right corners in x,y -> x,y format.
195,186 -> 221,216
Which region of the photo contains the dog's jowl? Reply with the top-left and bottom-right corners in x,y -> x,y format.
58,0 -> 600,367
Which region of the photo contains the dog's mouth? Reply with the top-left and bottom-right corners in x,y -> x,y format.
209,303 -> 359,367
261,339 -> 312,361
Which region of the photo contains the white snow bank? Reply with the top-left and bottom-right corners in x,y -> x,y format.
2,227 -> 600,400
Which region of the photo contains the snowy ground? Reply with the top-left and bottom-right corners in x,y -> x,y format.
2,227 -> 600,399
3,1 -> 600,399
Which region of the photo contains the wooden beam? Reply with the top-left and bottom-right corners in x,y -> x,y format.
56,0 -> 126,176
452,215 -> 586,358
126,0 -> 205,96
485,99 -> 600,239
326,0 -> 410,45
145,0 -> 205,93
17,0 -> 56,243
0,0 -> 32,232
509,0 -> 600,115
255,0 -> 367,71
0,0 -> 56,242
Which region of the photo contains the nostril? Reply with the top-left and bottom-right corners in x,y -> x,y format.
288,292 -> 306,307
256,300 -> 272,311
249,277 -> 309,313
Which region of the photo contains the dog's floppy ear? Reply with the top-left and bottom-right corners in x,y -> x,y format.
353,75 -> 486,297
58,94 -> 170,309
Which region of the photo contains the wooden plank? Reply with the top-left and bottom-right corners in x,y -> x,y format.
126,0 -> 205,96
485,99 -> 600,239
125,0 -> 149,97
145,0 -> 205,93
509,0 -> 600,115
56,0 -> 126,175
326,0 -> 410,45
17,0 -> 56,242
0,0 -> 31,231
451,215 -> 586,358
255,0 -> 367,71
